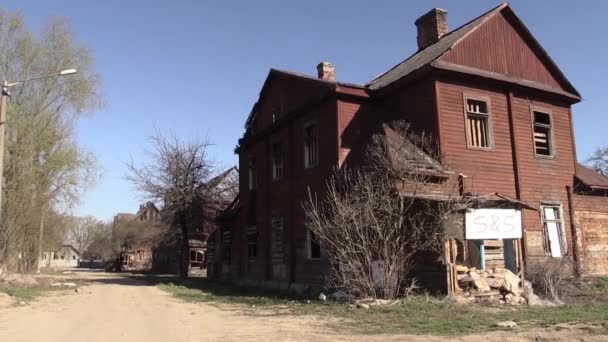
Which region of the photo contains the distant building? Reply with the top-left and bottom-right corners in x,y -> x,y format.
39,245 -> 80,268
114,203 -> 158,272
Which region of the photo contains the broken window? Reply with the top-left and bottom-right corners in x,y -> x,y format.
304,122 -> 318,168
541,204 -> 566,257
306,224 -> 321,260
465,98 -> 491,149
272,142 -> 283,180
248,155 -> 257,190
533,110 -> 553,156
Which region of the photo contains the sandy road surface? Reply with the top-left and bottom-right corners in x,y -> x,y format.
0,271 -> 605,342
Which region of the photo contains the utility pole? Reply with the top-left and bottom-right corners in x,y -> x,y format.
0,69 -> 77,272
0,81 -> 9,223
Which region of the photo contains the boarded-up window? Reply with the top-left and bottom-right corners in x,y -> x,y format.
304,122 -> 318,168
541,204 -> 566,257
271,218 -> 284,263
272,142 -> 283,180
465,98 -> 491,148
533,110 -> 553,156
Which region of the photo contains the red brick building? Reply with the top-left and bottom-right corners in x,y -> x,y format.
214,3 -> 608,290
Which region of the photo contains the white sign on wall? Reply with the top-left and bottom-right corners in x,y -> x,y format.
465,208 -> 522,240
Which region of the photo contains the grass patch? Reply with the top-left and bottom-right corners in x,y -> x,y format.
0,277 -> 82,301
152,276 -> 608,336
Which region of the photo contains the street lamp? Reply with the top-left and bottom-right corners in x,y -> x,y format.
0,68 -> 78,222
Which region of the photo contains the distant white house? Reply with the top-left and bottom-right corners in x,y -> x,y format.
39,245 -> 80,268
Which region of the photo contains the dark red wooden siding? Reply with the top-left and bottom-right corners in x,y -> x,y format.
436,76 -> 577,258
440,12 -> 564,91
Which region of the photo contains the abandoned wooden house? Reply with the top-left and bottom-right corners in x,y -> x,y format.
209,3 -> 608,293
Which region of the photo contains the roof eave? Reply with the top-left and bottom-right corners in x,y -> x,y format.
431,60 -> 581,103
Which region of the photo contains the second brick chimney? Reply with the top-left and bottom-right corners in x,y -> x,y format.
317,62 -> 336,81
415,8 -> 448,51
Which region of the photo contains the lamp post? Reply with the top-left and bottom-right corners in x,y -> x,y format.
0,68 -> 77,271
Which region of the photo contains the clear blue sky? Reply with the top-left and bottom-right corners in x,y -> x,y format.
3,1 -> 608,221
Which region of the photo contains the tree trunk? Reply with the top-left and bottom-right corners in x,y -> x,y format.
179,221 -> 190,279
36,210 -> 45,272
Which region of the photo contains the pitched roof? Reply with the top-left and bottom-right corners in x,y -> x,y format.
576,163 -> 608,190
382,124 -> 445,174
367,3 -> 506,90
366,3 -> 580,99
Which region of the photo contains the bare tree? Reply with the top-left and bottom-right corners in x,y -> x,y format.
587,146 -> 608,175
127,133 -> 216,278
304,122 -> 464,299
68,216 -> 105,255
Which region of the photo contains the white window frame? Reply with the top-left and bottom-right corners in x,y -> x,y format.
304,121 -> 318,168
541,203 -> 567,257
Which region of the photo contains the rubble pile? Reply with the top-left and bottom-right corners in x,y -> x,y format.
455,265 -> 526,305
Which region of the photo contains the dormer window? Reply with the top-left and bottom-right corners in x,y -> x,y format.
532,110 -> 553,157
464,97 -> 492,149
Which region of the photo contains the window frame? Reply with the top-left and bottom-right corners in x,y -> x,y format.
530,107 -> 556,159
271,141 -> 283,180
303,121 -> 319,168
540,203 -> 567,257
463,94 -> 494,151
246,227 -> 257,261
248,154 -> 257,190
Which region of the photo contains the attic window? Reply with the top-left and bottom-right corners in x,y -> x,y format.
533,110 -> 553,157
465,98 -> 492,149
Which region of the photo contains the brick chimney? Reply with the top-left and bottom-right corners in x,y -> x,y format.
415,8 -> 448,51
317,61 -> 336,81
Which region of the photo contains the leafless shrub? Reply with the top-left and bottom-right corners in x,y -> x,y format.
526,256 -> 573,304
304,121 -> 465,299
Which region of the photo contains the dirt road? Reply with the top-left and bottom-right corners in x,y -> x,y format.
0,271 -> 605,342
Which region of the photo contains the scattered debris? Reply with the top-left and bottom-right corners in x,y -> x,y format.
522,280 -> 558,307
18,301 -> 26,305
50,282 -> 77,287
456,265 -> 526,305
496,320 -> 517,328
74,288 -> 80,293
318,292 -> 327,301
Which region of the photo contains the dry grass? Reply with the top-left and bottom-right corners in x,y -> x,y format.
154,276 -> 608,336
